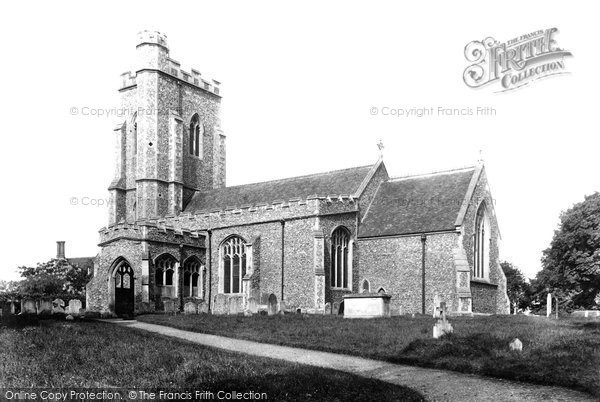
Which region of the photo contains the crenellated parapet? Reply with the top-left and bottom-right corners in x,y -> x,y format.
152,194 -> 360,232
120,30 -> 221,96
99,221 -> 205,247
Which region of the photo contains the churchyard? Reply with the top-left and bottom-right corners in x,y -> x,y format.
137,313 -> 600,397
0,315 -> 422,401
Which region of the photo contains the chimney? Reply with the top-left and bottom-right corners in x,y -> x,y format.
56,241 -> 65,259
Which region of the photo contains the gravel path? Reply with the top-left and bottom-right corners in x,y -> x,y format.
103,319 -> 595,402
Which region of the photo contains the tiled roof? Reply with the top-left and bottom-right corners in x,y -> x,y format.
184,164 -> 374,213
67,257 -> 95,270
359,168 -> 476,238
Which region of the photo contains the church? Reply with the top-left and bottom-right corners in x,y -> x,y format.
86,31 -> 509,317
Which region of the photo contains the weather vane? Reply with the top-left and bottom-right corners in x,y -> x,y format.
478,148 -> 484,164
377,139 -> 384,157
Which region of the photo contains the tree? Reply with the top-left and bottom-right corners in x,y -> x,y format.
535,192 -> 600,311
17,258 -> 90,297
0,280 -> 20,293
501,261 -> 531,313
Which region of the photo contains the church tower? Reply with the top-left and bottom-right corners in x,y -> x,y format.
108,31 -> 226,225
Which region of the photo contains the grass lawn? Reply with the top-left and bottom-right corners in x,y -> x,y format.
138,313 -> 600,397
0,315 -> 423,401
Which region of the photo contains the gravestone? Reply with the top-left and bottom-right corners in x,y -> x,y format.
546,293 -> 552,317
324,302 -> 331,315
432,303 -> 453,339
332,302 -> 339,315
163,299 -> 176,313
184,302 -> 197,315
509,338 -> 523,352
1,302 -> 12,316
52,299 -> 65,314
65,314 -> 74,321
278,301 -> 286,315
432,294 -> 441,318
229,300 -> 239,315
11,301 -> 19,314
68,300 -> 83,316
213,294 -> 228,315
22,299 -> 37,314
231,296 -> 244,315
247,297 -> 258,314
38,300 -> 52,315
138,302 -> 150,314
267,294 -> 277,316
198,301 -> 209,314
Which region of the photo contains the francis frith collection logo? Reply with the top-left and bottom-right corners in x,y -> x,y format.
463,28 -> 572,92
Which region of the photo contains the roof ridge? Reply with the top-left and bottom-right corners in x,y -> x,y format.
389,165 -> 476,181
198,163 -> 374,193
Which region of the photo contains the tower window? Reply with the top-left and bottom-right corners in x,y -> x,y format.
189,114 -> 204,157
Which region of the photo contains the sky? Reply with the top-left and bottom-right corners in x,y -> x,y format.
0,1 -> 598,281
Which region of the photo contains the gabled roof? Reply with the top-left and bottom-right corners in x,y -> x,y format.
184,164 -> 375,213
359,167 -> 477,238
66,257 -> 95,270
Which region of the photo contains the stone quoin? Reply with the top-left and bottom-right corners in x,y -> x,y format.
86,31 -> 510,316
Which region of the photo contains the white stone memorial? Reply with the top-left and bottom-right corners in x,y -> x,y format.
509,338 -> 523,352
432,303 -> 453,339
67,300 -> 83,316
22,300 -> 37,314
342,294 -> 391,318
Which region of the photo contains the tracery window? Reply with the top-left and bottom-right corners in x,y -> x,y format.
474,203 -> 490,279
221,237 -> 246,294
155,254 -> 176,286
330,227 -> 351,289
183,257 -> 202,298
114,261 -> 133,289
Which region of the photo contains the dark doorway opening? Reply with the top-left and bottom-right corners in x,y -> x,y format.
114,261 -> 134,317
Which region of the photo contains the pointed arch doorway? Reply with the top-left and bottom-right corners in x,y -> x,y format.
114,260 -> 134,317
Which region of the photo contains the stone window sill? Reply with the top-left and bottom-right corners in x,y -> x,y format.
470,279 -> 498,287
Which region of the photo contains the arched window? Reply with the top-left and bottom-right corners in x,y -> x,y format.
377,287 -> 387,295
183,257 -> 202,298
155,254 -> 176,286
189,114 -> 204,157
155,267 -> 163,286
114,260 -> 133,289
131,112 -> 137,157
330,227 -> 351,289
362,279 -> 370,293
474,203 -> 490,279
221,237 -> 246,294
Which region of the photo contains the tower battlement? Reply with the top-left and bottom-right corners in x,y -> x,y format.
108,31 -> 226,226
137,30 -> 168,49
121,30 -> 221,96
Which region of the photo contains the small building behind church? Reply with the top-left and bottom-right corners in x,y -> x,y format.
85,31 -> 509,317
